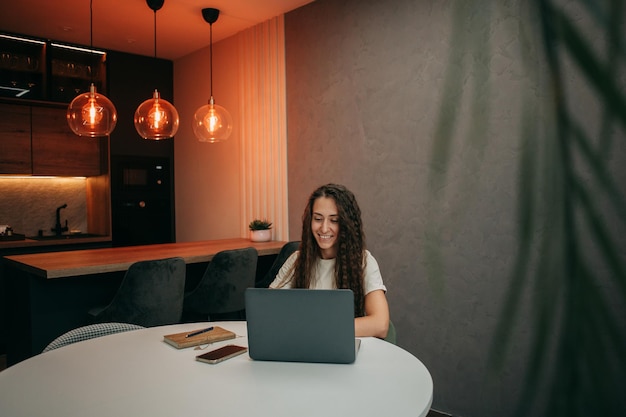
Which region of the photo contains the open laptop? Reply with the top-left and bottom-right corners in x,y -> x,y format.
245,288 -> 360,364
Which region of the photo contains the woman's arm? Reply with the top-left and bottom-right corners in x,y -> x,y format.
355,289 -> 390,338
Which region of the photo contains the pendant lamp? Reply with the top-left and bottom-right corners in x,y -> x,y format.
66,0 -> 117,137
134,0 -> 179,140
192,8 -> 233,143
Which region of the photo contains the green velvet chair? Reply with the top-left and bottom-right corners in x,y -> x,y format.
88,257 -> 186,327
385,320 -> 397,344
183,247 -> 258,322
255,241 -> 300,288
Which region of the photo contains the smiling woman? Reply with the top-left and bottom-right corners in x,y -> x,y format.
270,183 -> 390,339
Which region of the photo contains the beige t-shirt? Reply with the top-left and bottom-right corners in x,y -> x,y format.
269,250 -> 386,295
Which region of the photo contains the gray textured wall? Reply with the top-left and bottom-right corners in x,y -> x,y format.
284,1 -> 624,416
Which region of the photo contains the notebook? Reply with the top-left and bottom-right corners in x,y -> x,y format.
163,326 -> 236,349
245,288 -> 360,364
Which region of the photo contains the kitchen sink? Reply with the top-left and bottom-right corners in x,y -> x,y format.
27,233 -> 105,241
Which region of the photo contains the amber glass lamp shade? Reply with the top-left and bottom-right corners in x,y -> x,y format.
134,90 -> 179,140
66,84 -> 117,137
192,97 -> 233,143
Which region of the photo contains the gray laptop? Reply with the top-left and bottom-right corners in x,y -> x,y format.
245,288 -> 360,364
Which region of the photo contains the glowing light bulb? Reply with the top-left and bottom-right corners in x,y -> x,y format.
134,90 -> 179,140
148,101 -> 166,129
205,107 -> 220,133
82,96 -> 103,126
67,83 -> 117,137
193,97 -> 233,143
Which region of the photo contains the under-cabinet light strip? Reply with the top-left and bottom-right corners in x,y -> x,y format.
0,33 -> 46,45
0,176 -> 87,180
50,42 -> 106,55
0,33 -> 106,55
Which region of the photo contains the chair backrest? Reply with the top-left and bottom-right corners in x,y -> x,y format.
385,320 -> 397,344
92,257 -> 186,327
184,247 -> 258,316
256,241 -> 300,288
43,322 -> 145,353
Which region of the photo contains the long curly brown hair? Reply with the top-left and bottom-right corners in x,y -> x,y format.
292,184 -> 366,317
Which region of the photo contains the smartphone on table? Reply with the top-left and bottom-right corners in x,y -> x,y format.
196,344 -> 248,364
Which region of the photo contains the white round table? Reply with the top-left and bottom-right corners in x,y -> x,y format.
0,322 -> 433,417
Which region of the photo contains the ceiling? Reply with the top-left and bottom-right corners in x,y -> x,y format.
0,0 -> 313,60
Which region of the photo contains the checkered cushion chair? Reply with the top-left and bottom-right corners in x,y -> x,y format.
42,322 -> 145,353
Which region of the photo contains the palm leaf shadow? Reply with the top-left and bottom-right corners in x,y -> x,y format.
429,1 -> 626,416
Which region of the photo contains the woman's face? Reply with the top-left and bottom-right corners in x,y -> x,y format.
311,196 -> 339,259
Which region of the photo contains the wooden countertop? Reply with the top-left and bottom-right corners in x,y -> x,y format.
3,238 -> 287,279
0,235 -> 111,249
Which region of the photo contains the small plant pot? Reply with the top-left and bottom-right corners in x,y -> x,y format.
250,229 -> 271,242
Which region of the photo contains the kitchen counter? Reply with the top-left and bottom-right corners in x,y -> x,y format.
0,234 -> 111,250
2,238 -> 287,365
0,233 -> 112,360
4,238 -> 285,279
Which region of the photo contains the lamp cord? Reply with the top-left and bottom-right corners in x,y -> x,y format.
209,22 -> 213,99
153,9 -> 157,58
89,0 -> 94,85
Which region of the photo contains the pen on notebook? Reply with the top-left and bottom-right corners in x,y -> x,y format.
185,327 -> 214,338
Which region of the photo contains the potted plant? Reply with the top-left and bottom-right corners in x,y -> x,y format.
248,219 -> 272,242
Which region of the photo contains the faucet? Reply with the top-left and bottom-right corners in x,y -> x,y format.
52,204 -> 69,236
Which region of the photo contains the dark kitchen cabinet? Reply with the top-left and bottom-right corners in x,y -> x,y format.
0,102 -> 31,173
1,34 -> 108,177
107,52 -> 175,246
111,155 -> 173,246
0,35 -> 45,101
107,51 -> 174,158
48,44 -> 107,104
31,106 -> 106,176
0,101 -> 106,176
0,34 -> 106,103
112,194 -> 173,246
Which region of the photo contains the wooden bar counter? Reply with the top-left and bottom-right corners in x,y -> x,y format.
2,238 -> 287,366
4,238 -> 286,279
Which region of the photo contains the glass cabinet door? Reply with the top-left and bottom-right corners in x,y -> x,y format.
0,35 -> 45,101
0,33 -> 107,103
48,43 -> 107,103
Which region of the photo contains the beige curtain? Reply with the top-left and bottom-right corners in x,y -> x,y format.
238,15 -> 288,241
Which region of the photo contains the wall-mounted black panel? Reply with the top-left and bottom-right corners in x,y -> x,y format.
106,51 -> 174,158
